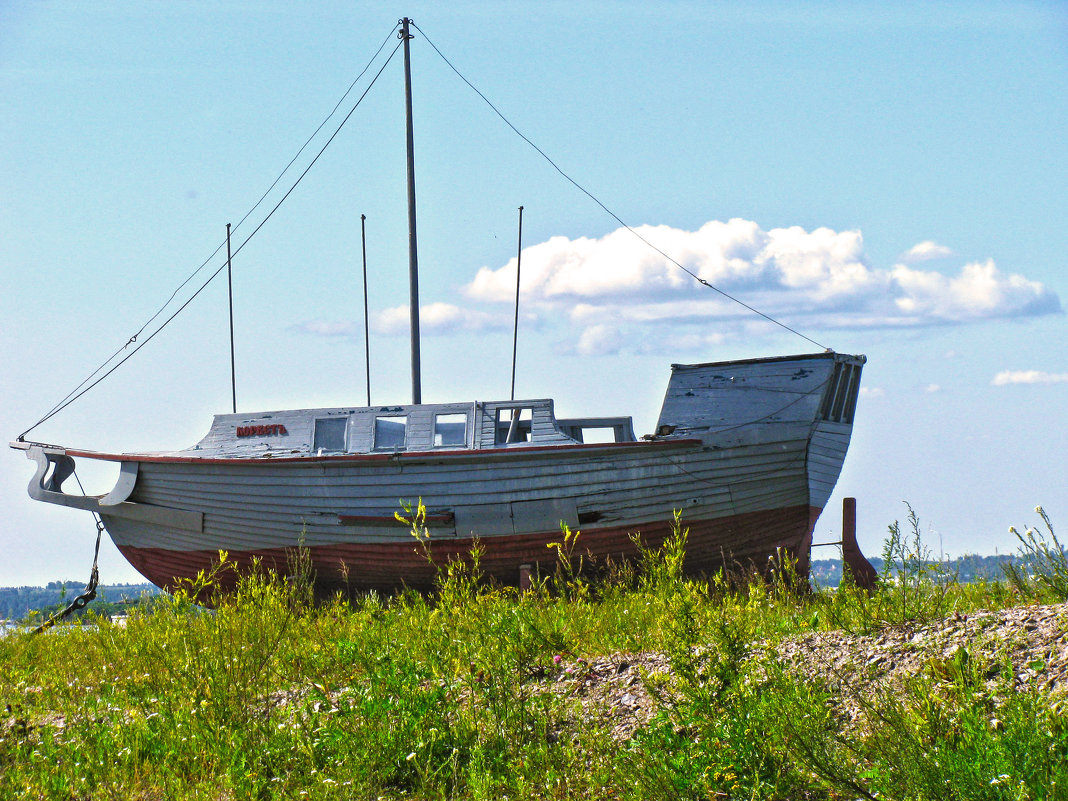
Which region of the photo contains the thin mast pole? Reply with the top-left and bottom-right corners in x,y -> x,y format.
510,206 -> 524,401
361,213 -> 371,407
226,222 -> 236,414
401,17 -> 421,405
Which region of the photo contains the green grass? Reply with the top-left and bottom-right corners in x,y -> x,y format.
1,509 -> 1065,800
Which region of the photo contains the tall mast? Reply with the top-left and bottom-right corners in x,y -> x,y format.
401,17 -> 421,405
226,222 -> 237,413
361,213 -> 371,407
510,206 -> 524,400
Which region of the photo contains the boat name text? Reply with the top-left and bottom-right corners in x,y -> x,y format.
236,424 -> 289,437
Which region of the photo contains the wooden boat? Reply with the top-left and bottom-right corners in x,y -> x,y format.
10,20 -> 868,595
13,351 -> 864,594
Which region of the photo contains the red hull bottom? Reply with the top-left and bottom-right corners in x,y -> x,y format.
117,504 -> 821,597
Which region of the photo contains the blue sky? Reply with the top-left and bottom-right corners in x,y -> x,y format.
2,1 -> 1066,586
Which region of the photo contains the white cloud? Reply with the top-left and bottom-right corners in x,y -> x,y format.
297,304 -> 514,340
634,330 -> 730,354
925,384 -> 942,394
303,219 -> 1059,356
903,241 -> 953,262
464,219 -> 880,306
462,220 -> 1060,337
573,324 -> 623,356
372,302 -> 512,336
889,259 -> 1058,321
992,370 -> 1068,386
859,387 -> 885,398
293,320 -> 360,337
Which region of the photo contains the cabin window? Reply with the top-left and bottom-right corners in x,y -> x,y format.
558,416 -> 637,444
373,416 -> 408,450
434,413 -> 467,447
313,417 -> 347,453
575,426 -> 616,444
495,407 -> 532,444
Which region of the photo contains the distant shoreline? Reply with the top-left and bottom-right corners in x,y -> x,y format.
0,582 -> 160,623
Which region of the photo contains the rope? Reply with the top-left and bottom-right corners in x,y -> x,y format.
20,21 -> 403,442
411,21 -> 827,351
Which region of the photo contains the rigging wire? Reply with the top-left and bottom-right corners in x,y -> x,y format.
20,23 -> 399,441
410,21 -> 827,352
141,24 -> 399,345
20,21 -> 830,440
18,31 -> 404,441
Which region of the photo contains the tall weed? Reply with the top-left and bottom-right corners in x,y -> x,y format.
1,503 -> 1063,799
1004,506 -> 1068,601
787,655 -> 1068,800
620,517 -> 815,799
822,503 -> 958,633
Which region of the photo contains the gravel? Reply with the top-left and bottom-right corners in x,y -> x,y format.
538,601 -> 1068,741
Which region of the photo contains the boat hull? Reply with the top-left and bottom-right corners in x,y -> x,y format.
95,421 -> 829,594
114,503 -> 820,595
17,352 -> 865,596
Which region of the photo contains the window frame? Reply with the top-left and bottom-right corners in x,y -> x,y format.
312,417 -> 348,453
372,415 -> 409,451
433,412 -> 468,448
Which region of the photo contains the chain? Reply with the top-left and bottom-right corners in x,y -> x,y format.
32,507 -> 104,634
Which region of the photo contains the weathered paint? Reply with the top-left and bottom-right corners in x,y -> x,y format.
14,351 -> 866,594
115,504 -> 821,596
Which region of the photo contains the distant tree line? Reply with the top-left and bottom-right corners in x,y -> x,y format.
0,582 -> 160,623
0,555 -> 1027,621
811,553 -> 1024,588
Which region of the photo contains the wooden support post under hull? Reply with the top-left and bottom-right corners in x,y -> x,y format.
842,496 -> 878,590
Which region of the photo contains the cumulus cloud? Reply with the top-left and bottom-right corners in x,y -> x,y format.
303,219 -> 1061,356
859,387 -> 885,398
889,259 -> 1058,321
903,241 -> 953,262
992,370 -> 1068,386
463,220 -> 1060,337
465,219 -> 879,306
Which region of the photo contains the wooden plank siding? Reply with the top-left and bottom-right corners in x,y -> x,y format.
28,352 -> 866,594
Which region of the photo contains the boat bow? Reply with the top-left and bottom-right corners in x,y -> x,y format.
12,441 -> 202,532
